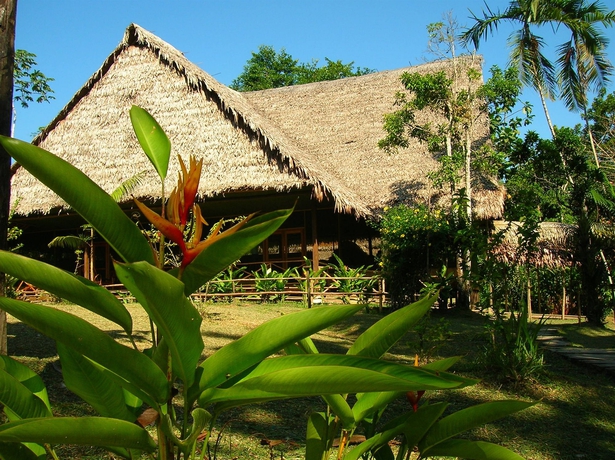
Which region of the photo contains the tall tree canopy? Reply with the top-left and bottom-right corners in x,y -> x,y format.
230,45 -> 373,92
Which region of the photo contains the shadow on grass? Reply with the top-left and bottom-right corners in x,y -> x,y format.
7,322 -> 56,358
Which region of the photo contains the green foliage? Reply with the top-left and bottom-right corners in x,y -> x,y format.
504,126 -> 615,324
286,295 -> 534,460
483,308 -> 545,384
408,314 -> 453,362
205,264 -> 246,299
0,108 -> 531,459
13,49 -> 54,109
252,263 -> 289,302
231,45 -> 373,91
376,204 -> 452,308
329,254 -> 376,304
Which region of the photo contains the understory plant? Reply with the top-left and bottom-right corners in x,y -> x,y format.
253,263 -> 297,302
330,254 -> 377,304
483,305 -> 546,384
0,107 -> 532,460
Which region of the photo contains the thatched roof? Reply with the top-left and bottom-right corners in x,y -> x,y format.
491,221 -> 575,268
11,23 -> 503,220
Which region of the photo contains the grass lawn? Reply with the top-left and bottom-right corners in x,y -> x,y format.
5,301 -> 615,460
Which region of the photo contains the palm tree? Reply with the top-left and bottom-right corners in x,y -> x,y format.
461,0 -> 614,143
556,0 -> 615,166
462,0 -> 561,137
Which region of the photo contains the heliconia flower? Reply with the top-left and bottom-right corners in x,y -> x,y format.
181,214 -> 254,269
135,154 -> 257,272
134,198 -> 186,254
178,155 -> 203,227
406,354 -> 425,412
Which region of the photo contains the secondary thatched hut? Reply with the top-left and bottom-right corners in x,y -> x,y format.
10,24 -> 503,283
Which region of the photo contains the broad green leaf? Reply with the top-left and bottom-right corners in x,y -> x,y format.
0,137 -> 154,265
176,208 -> 293,295
352,391 -> 402,423
115,261 -> 203,387
0,442 -> 40,460
0,356 -> 50,413
0,368 -> 51,420
323,394 -> 354,428
423,439 -> 526,460
181,409 -> 212,448
130,105 -> 171,181
0,251 -> 132,333
422,356 -> 462,371
401,403 -> 448,454
344,403 -> 447,460
372,445 -> 395,460
348,294 -> 436,358
195,304 -> 364,395
57,343 -> 136,421
306,412 -> 336,460
0,298 -> 168,404
0,417 -> 156,452
420,400 -> 536,454
199,354 -> 476,408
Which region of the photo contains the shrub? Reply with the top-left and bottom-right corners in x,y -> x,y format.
376,204 -> 453,308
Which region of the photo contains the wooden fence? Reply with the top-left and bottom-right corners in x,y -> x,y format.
191,274 -> 387,309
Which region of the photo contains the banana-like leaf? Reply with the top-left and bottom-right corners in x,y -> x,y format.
0,298 -> 168,404
422,356 -> 462,371
0,137 -> 154,265
344,403 -> 447,460
0,356 -> 51,414
306,412 -> 336,460
57,343 -> 136,422
0,442 -> 40,460
195,304 -> 364,395
323,394 -> 354,429
0,251 -> 132,333
199,354 -> 476,409
130,106 -> 170,181
423,439 -> 526,460
0,417 -> 156,452
348,294 -> 436,358
175,208 -> 293,295
0,366 -> 51,420
115,261 -> 203,388
350,356 -> 462,423
352,391 -> 402,423
419,400 -> 536,454
372,445 -> 395,460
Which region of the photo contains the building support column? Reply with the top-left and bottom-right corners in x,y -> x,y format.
311,202 -> 319,270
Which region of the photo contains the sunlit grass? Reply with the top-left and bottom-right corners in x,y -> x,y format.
6,302 -> 615,460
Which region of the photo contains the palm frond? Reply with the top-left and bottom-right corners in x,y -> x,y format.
48,235 -> 88,250
110,170 -> 147,202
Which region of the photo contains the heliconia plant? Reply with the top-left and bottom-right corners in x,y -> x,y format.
0,106 -> 533,460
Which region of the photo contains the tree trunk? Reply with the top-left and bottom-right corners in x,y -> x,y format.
0,0 -> 16,356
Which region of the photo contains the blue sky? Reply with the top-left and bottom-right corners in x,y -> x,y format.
13,0 -> 615,142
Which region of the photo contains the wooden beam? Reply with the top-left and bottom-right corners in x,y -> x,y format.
311,201 -> 319,270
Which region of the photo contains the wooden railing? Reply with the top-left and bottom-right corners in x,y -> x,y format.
192,274 -> 387,309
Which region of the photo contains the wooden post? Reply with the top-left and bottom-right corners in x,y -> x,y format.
527,272 -> 532,321
562,285 -> 566,320
306,273 -> 312,309
378,278 -> 383,313
577,290 -> 582,324
311,202 -> 319,271
0,0 -> 16,356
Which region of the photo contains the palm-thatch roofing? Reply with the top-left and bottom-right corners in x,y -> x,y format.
11,23 -> 504,221
491,221 -> 576,268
